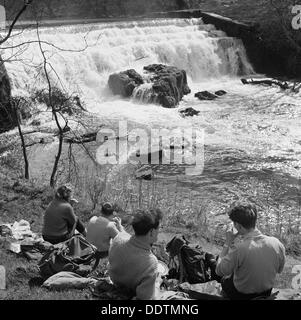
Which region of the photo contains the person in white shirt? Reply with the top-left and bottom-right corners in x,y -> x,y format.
216,202 -> 286,300
86,202 -> 124,269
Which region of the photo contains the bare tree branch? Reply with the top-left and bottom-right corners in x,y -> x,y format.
0,1 -> 33,45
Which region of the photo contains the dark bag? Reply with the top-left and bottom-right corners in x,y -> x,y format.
38,235 -> 96,279
180,244 -> 210,284
166,235 -> 215,284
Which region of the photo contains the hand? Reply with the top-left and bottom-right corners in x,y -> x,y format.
225,227 -> 238,246
70,198 -> 79,206
112,217 -> 122,229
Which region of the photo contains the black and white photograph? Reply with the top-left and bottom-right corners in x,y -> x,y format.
0,0 -> 301,309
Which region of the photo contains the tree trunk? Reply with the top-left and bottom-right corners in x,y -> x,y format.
50,121 -> 63,187
13,104 -> 29,179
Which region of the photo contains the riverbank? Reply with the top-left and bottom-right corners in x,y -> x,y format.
0,164 -> 300,299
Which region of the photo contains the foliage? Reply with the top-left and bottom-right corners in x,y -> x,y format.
32,87 -> 84,116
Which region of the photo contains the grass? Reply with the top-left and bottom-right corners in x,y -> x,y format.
0,153 -> 300,299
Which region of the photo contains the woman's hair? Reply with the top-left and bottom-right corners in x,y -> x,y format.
101,202 -> 114,216
55,185 -> 73,201
132,208 -> 163,236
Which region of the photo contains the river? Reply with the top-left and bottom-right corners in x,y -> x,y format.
2,17 -> 301,237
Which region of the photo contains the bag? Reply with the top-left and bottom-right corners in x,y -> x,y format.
166,235 -> 216,284
180,244 -> 210,284
38,235 -> 96,279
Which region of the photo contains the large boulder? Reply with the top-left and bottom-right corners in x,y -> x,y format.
108,64 -> 191,108
143,64 -> 191,108
108,69 -> 144,97
0,61 -> 14,133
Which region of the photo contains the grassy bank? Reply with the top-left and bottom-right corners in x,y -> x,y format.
0,147 -> 301,299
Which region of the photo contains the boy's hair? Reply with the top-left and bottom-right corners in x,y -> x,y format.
229,203 -> 257,229
101,202 -> 114,216
132,208 -> 163,236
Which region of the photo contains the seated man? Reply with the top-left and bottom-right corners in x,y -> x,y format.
86,202 -> 124,268
42,185 -> 86,244
108,208 -> 163,300
216,202 -> 286,300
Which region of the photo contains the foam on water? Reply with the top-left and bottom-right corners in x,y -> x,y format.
2,18 -> 301,179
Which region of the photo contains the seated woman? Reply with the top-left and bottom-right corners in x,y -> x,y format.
42,185 -> 86,244
86,202 -> 124,269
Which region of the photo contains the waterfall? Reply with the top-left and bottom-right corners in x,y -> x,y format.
1,17 -> 254,107
4,17 -> 301,186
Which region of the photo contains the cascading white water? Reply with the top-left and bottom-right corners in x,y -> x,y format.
2,17 -> 301,181
2,18 -> 253,103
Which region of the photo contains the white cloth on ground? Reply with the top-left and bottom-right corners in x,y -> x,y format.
42,271 -> 97,290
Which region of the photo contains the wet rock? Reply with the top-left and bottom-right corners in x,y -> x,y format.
144,64 -> 191,108
108,69 -> 144,97
215,90 -> 227,96
179,107 -> 200,117
109,64 -> 191,108
195,91 -> 218,101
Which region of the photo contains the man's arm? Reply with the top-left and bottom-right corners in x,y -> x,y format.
215,228 -> 239,277
216,246 -> 238,277
76,219 -> 87,236
63,204 -> 77,235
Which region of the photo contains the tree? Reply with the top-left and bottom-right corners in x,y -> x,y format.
0,1 -> 100,187
0,1 -> 34,134
0,0 -> 34,46
11,96 -> 29,179
259,0 -> 301,78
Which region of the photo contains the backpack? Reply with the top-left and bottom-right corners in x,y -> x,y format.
38,235 -> 96,279
166,235 -> 217,284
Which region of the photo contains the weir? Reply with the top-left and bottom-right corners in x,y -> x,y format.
2,17 -> 254,104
